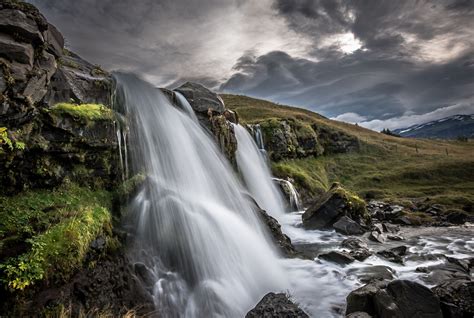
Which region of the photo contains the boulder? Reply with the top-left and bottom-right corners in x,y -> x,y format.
376,246 -> 407,264
319,251 -> 355,265
346,280 -> 443,317
246,292 -> 309,318
43,22 -> 64,57
175,81 -> 225,114
348,265 -> 395,283
303,183 -> 370,230
341,238 -> 372,261
369,231 -> 385,243
334,216 -> 365,235
433,279 -> 474,318
417,257 -> 471,285
346,312 -> 372,318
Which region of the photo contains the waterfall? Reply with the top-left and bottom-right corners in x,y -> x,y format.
233,124 -> 286,217
174,91 -> 199,122
273,178 -> 303,211
112,73 -> 286,318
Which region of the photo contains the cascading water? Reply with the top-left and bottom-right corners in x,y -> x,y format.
112,73 -> 287,317
174,91 -> 199,122
233,124 -> 286,217
273,177 -> 303,212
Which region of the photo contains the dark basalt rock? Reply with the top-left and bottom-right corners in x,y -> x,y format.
348,265 -> 395,283
246,292 -> 309,318
433,279 -> 474,318
346,312 -> 372,318
333,216 -> 365,235
303,183 -> 370,230
319,250 -> 355,265
341,238 -> 372,261
417,257 -> 471,286
376,246 -> 407,264
369,231 -> 385,243
175,81 -> 225,114
346,280 -> 443,318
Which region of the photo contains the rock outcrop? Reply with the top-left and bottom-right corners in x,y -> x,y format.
0,0 -> 118,193
302,183 -> 371,231
246,292 -> 309,318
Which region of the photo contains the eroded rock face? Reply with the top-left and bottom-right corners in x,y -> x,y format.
246,292 -> 309,318
303,183 -> 370,231
0,1 -> 118,193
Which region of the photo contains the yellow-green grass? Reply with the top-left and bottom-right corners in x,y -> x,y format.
0,185 -> 113,290
223,94 -> 474,210
49,103 -> 114,121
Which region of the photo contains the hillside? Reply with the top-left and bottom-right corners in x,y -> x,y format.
393,114 -> 474,139
223,94 -> 474,213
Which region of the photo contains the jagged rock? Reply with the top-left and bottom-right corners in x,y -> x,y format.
334,216 -> 365,235
382,223 -> 400,233
341,238 -> 372,261
346,280 -> 443,317
22,51 -> 56,103
376,246 -> 407,264
209,114 -> 238,166
43,22 -> 64,57
319,250 -> 356,265
303,183 -> 370,230
134,262 -> 156,287
246,292 -> 309,318
0,8 -> 44,43
43,52 -> 111,106
372,223 -> 384,234
0,32 -> 34,65
387,234 -> 404,241
433,279 -> 474,318
417,257 -> 471,285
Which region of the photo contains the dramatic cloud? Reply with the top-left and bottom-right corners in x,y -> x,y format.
29,0 -> 474,130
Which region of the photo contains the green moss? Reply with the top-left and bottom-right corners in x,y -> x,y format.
0,185 -> 112,290
331,182 -> 370,223
0,127 -> 26,154
49,103 -> 113,121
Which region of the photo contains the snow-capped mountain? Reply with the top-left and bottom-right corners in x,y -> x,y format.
393,114 -> 474,139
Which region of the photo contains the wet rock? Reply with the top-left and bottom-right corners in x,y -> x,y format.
209,114 -> 238,167
376,246 -> 407,264
303,183 -> 370,230
433,279 -> 474,318
319,251 -> 355,265
348,265 -> 395,283
346,280 -> 443,317
334,216 -> 365,235
372,223 -> 384,234
417,257 -> 471,285
369,231 -> 385,243
382,223 -> 399,234
387,234 -> 404,241
246,292 -> 309,318
367,201 -> 404,221
246,195 -> 298,257
134,262 -> 156,287
341,238 -> 372,261
346,312 -> 372,318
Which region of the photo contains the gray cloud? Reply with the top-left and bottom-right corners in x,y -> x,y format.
28,0 -> 474,130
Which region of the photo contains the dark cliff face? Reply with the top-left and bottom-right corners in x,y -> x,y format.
0,0 -> 119,193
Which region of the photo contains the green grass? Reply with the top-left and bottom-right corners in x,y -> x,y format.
223,94 -> 474,211
49,103 -> 114,121
0,185 -> 113,290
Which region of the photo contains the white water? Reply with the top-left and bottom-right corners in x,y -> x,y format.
273,177 -> 303,212
234,124 -> 286,218
174,91 -> 199,122
113,73 -> 287,317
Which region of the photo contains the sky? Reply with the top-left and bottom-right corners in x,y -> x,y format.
30,0 -> 474,131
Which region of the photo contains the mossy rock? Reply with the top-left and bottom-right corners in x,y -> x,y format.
302,182 -> 370,230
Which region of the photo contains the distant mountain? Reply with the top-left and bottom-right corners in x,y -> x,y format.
393,114 -> 474,139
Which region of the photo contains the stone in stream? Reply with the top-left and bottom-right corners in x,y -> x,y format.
333,216 -> 365,235
369,231 -> 385,243
319,250 -> 356,265
387,234 -> 404,241
341,237 -> 373,261
376,246 -> 407,264
246,292 -> 309,318
432,279 -> 474,318
302,183 -> 370,230
416,256 -> 471,285
346,280 -> 443,317
382,223 -> 400,234
347,265 -> 395,283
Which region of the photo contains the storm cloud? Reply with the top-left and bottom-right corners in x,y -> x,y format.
29,0 -> 474,131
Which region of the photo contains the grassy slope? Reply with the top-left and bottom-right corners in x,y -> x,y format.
223,94 -> 474,211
